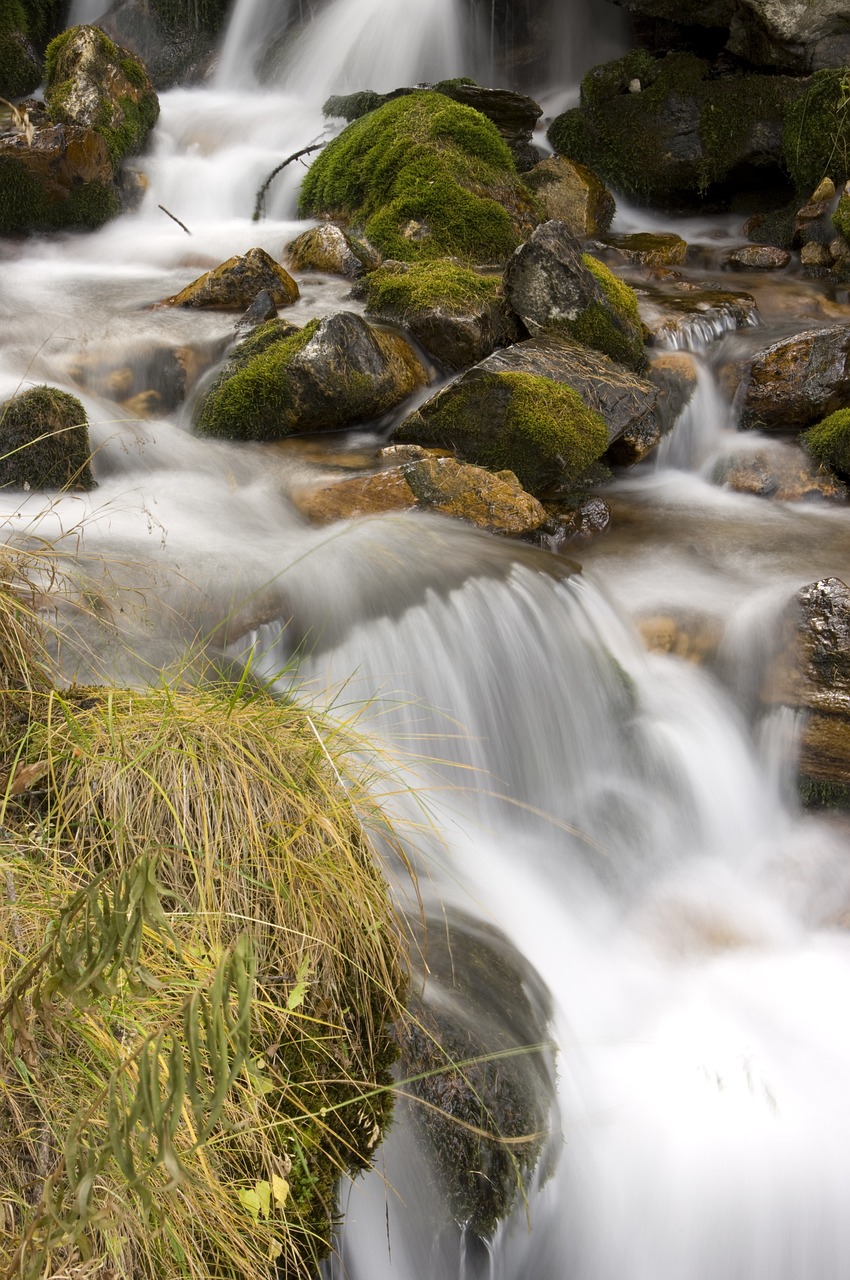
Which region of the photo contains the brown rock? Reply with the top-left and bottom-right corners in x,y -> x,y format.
285,224 -> 380,278
711,442 -> 847,501
603,233 -> 688,267
294,469 -> 416,523
0,120 -> 117,233
163,247 -> 299,309
728,245 -> 791,270
801,241 -> 832,268
523,156 -> 615,237
735,324 -> 850,432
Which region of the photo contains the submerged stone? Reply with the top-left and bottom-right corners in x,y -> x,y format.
604,232 -> 688,267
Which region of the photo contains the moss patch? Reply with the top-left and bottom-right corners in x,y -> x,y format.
783,68 -> 850,196
400,369 -> 609,495
577,255 -> 645,370
196,321 -> 317,441
0,156 -> 120,233
0,385 -> 95,490
802,408 -> 850,478
364,261 -> 502,316
0,0 -> 39,98
299,91 -> 537,264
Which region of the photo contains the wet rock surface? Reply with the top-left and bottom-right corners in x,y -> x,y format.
730,324 -> 850,433
285,224 -> 380,279
523,156 -> 615,237
163,247 -> 300,309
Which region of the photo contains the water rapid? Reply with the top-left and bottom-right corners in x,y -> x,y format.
4,1 -> 850,1277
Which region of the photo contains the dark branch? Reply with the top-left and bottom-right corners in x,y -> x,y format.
158,204 -> 192,235
252,143 -> 325,222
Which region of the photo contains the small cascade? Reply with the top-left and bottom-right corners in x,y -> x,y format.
656,359 -> 735,472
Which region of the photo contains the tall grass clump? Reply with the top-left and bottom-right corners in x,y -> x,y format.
0,539 -> 411,1280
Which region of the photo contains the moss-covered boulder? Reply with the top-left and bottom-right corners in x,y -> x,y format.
394,334 -> 659,496
523,155 -> 615,237
0,114 -> 121,234
0,385 -> 95,491
196,313 -> 427,441
548,50 -> 804,209
299,91 -> 539,265
163,247 -> 299,310
504,221 -> 646,371
285,224 -> 380,279
430,80 -> 543,171
729,324 -> 850,433
363,260 -> 521,370
45,26 -> 159,167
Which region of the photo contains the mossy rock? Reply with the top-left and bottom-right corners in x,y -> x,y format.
504,221 -> 646,371
783,68 -> 850,195
0,121 -> 119,234
396,367 -> 608,496
299,91 -> 539,264
162,247 -> 299,309
548,49 -> 805,209
803,408 -> 850,478
833,192 -> 850,244
0,0 -> 40,99
45,25 -> 160,167
0,385 -> 95,491
196,312 -> 427,441
364,260 -> 520,369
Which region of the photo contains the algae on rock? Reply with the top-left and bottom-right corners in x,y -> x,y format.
299,91 -> 539,264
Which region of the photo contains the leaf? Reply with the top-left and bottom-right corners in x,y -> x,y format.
271,1174 -> 289,1208
238,1187 -> 261,1223
239,1181 -> 270,1222
255,1180 -> 271,1221
286,956 -> 311,1012
268,1239 -> 283,1261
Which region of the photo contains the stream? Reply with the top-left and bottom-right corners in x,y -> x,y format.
4,0 -> 850,1277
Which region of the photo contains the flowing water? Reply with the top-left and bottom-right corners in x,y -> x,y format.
5,0 -> 850,1276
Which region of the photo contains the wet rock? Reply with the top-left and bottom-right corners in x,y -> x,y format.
294,468 -> 416,523
235,289 -> 278,334
504,221 -> 646,370
711,440 -> 847,501
432,80 -> 542,156
604,232 -> 688,267
728,245 -> 791,270
734,324 -> 850,433
363,260 -> 521,370
0,118 -> 119,234
196,312 -> 427,440
763,578 -> 850,804
399,911 -> 554,1238
395,334 -> 658,496
636,280 -> 758,349
285,224 -> 380,279
801,241 -> 832,268
523,155 -> 615,237
67,339 -> 221,412
163,247 -> 300,309
542,494 -> 611,543
45,25 -> 159,166
0,386 -> 95,491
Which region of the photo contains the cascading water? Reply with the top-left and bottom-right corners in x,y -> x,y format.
5,0 -> 850,1276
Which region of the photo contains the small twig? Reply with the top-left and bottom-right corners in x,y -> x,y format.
158,204 -> 192,235
252,142 -> 325,222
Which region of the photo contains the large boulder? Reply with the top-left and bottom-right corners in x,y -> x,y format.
547,50 -> 804,209
162,248 -> 299,309
728,324 -> 850,432
299,90 -> 539,265
45,25 -> 159,167
195,313 -> 427,441
394,334 -> 659,496
430,79 -> 543,170
504,221 -> 646,371
0,386 -> 95,491
97,0 -> 222,89
363,260 -> 521,370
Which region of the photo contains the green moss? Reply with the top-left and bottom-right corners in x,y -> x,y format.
402,370 -> 609,495
833,192 -> 850,244
323,89 -> 409,121
0,0 -> 39,98
195,321 -> 318,440
0,156 -> 120,233
148,0 -> 230,33
576,255 -> 646,370
0,385 -> 95,491
300,91 -> 536,264
799,776 -> 850,810
783,68 -> 850,195
365,260 -> 501,316
96,91 -> 160,165
802,408 -> 850,478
